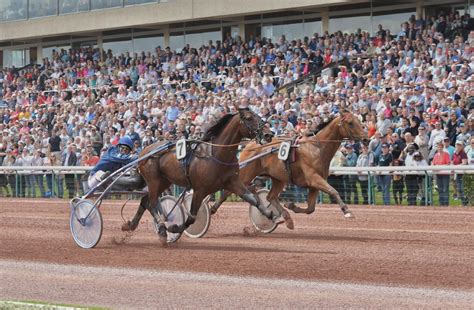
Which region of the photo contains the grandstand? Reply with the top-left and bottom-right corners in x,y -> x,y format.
0,0 -> 471,67
0,0 -> 473,206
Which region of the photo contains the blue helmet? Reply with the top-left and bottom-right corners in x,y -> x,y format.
118,136 -> 134,150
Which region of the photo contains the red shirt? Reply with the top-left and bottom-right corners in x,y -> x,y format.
432,151 -> 450,165
452,150 -> 467,165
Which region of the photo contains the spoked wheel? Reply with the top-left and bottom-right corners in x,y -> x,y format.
183,193 -> 211,239
70,199 -> 103,249
152,195 -> 185,244
248,189 -> 279,234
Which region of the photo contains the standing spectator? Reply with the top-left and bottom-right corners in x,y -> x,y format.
328,145 -> 346,203
377,143 -> 393,205
432,141 -> 451,206
392,159 -> 404,205
343,143 -> 359,204
414,125 -> 430,161
17,149 -> 34,198
405,150 -> 428,206
466,137 -> 474,166
442,137 -> 455,159
49,130 -> 62,158
452,141 -> 468,206
62,143 -> 78,199
428,122 -> 446,150
2,152 -> 17,197
44,152 -> 60,198
32,150 -> 46,198
356,144 -> 375,205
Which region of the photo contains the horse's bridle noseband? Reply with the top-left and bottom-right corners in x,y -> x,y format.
238,108 -> 267,144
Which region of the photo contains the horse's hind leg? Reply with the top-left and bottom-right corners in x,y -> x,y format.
286,188 -> 319,215
226,179 -> 276,220
121,195 -> 148,232
307,174 -> 353,218
266,179 -> 294,229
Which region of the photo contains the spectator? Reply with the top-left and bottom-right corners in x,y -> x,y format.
62,143 -> 78,199
377,143 -> 393,205
328,145 -> 346,203
392,159 -> 404,205
342,143 -> 358,204
414,125 -> 430,161
432,141 -> 451,206
32,149 -> 46,198
2,152 -> 17,197
356,143 -> 375,204
452,141 -> 468,206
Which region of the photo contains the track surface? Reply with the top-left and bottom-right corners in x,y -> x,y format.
1,198 -> 473,309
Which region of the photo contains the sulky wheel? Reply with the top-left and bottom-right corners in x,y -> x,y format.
69,198 -> 103,249
183,193 -> 211,239
152,195 -> 186,244
248,189 -> 279,234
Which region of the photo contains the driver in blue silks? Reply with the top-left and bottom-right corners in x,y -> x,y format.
87,136 -> 138,189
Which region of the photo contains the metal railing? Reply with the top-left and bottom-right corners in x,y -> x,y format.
0,165 -> 472,206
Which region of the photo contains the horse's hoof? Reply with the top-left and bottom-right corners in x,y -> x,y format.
284,217 -> 295,230
167,224 -> 183,234
344,211 -> 354,219
121,221 -> 132,232
272,214 -> 285,225
156,223 -> 168,245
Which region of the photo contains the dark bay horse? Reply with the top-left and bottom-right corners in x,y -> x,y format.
210,111 -> 367,225
123,108 -> 276,243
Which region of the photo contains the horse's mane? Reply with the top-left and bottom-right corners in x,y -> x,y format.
201,113 -> 236,142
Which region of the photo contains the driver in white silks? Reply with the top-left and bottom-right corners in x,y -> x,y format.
87,136 -> 144,190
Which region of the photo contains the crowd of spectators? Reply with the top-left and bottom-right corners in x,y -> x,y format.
0,11 -> 472,205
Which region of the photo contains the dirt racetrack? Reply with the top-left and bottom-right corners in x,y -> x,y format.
1,198 -> 473,309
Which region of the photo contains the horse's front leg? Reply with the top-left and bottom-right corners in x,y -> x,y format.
121,194 -> 148,231
307,174 -> 354,218
210,190 -> 231,214
286,188 -> 319,215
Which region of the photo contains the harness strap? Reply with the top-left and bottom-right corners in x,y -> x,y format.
284,136 -> 299,184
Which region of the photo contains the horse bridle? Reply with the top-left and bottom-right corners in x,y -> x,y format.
238,108 -> 267,144
338,113 -> 358,140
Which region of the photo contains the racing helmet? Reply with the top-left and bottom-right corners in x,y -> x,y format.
118,136 -> 134,151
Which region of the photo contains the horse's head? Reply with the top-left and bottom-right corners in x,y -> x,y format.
238,108 -> 273,144
337,110 -> 367,141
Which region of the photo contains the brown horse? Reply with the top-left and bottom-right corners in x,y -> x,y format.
210,110 -> 367,225
122,108 -> 277,243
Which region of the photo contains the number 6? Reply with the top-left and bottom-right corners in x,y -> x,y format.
278,142 -> 291,160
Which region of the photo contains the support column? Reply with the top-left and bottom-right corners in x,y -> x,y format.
36,43 -> 43,64
163,27 -> 170,48
416,0 -> 424,20
321,8 -> 329,34
97,34 -> 103,61
238,20 -> 246,42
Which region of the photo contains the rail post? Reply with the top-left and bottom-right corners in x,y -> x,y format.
15,171 -> 19,198
424,171 -> 429,206
368,171 -> 372,205
52,170 -> 56,198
